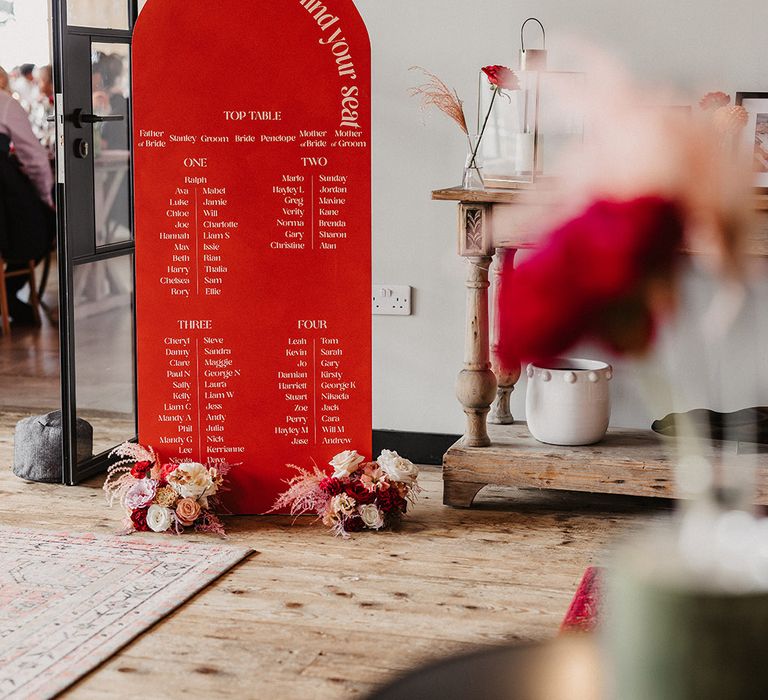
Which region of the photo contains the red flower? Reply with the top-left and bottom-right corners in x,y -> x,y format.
158,463 -> 178,480
319,477 -> 345,496
130,508 -> 149,532
344,515 -> 365,532
345,480 -> 376,505
497,197 -> 684,365
482,65 -> 519,91
378,488 -> 407,514
130,460 -> 153,479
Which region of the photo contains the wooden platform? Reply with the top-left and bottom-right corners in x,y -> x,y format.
443,422 -> 768,508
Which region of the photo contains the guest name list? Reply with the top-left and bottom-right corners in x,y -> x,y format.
133,0 -> 371,513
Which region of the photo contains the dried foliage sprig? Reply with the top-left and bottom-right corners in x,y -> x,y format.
269,463 -> 329,519
409,66 -> 469,142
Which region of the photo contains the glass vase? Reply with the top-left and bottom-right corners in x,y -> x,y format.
462,134 -> 485,190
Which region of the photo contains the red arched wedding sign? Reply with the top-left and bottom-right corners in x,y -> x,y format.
132,0 -> 371,514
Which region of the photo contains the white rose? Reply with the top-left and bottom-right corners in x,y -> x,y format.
146,504 -> 173,533
167,462 -> 214,499
358,504 -> 385,530
376,450 -> 419,485
329,450 -> 365,479
330,493 -> 357,516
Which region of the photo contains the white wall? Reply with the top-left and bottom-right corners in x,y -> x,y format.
356,0 -> 768,434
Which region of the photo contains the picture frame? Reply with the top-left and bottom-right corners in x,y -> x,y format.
736,92 -> 768,190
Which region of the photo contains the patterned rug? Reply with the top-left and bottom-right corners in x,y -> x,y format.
0,527 -> 252,699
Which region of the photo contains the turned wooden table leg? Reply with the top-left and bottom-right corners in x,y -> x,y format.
455,204 -> 497,447
489,248 -> 522,424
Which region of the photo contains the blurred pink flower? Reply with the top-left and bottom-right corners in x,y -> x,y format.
699,91 -> 730,111
713,105 -> 749,135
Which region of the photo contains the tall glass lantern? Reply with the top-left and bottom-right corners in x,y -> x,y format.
480,19 -> 584,187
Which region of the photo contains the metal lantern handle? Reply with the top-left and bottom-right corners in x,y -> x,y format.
521,17 -> 546,51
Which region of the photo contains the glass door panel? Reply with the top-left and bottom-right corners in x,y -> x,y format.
67,0 -> 129,29
91,42 -> 131,246
72,255 -> 136,456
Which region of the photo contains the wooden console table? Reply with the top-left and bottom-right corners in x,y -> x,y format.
433,186 -> 768,507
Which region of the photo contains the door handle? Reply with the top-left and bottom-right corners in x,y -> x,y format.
71,108 -> 125,128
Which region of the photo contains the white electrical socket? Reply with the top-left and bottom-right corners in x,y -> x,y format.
372,284 -> 411,315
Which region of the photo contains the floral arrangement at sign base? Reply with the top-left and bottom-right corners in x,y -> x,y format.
271,449 -> 420,537
104,442 -> 232,536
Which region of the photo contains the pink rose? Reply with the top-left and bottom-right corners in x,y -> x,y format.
124,479 -> 157,510
176,498 -> 202,526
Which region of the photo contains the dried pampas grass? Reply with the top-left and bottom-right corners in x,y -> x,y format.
409,67 -> 469,138
269,463 -> 330,519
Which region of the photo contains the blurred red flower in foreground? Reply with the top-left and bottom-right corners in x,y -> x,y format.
497,197 -> 685,367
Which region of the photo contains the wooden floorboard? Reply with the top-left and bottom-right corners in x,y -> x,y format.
0,410 -> 667,698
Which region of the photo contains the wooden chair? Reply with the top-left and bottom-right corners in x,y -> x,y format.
0,256 -> 42,335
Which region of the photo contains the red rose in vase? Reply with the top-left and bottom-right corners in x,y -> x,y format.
466,65 -> 521,175
130,507 -> 149,532
481,65 -> 519,91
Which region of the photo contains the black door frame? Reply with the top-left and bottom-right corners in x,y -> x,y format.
51,0 -> 140,484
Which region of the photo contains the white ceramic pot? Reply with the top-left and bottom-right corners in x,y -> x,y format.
525,358 -> 612,446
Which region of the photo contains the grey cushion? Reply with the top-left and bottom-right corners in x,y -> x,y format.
13,411 -> 93,483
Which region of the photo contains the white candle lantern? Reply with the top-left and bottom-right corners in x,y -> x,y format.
480,18 -> 584,187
